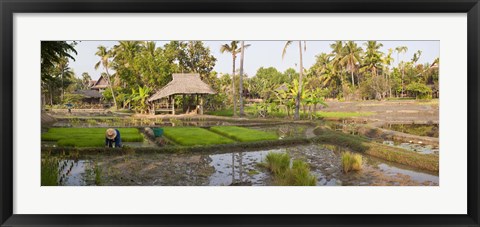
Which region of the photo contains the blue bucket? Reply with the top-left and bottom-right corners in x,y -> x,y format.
153,128 -> 164,137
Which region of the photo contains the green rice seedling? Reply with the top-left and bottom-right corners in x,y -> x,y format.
41,156 -> 59,186
264,153 -> 317,186
264,152 -> 290,175
285,160 -> 317,186
42,128 -> 143,147
341,152 -> 363,173
210,126 -> 278,142
163,127 -> 234,146
94,165 -> 102,186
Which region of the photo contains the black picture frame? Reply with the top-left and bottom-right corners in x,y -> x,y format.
1,0 -> 479,226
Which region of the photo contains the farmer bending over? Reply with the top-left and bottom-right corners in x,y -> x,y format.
105,128 -> 122,148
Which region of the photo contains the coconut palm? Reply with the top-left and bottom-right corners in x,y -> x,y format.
395,46 -> 408,96
383,49 -> 394,97
220,41 -> 242,117
238,41 -> 251,117
81,72 -> 92,89
57,57 -> 73,102
94,45 -> 117,109
361,41 -> 384,99
341,41 -> 363,88
282,41 -> 306,120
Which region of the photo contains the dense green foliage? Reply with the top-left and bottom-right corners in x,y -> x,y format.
210,126 -> 278,142
42,40 -> 439,119
42,128 -> 143,147
163,127 -> 234,146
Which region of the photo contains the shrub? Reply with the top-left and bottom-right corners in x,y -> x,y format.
265,152 -> 290,175
283,160 -> 317,186
341,152 -> 363,173
264,152 -> 317,186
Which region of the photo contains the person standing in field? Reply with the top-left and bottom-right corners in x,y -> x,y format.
105,128 -> 122,148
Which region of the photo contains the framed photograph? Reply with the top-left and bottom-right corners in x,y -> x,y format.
1,0 -> 479,226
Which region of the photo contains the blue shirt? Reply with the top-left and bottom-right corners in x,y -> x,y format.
105,129 -> 122,148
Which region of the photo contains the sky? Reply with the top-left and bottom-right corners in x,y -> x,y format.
68,40 -> 439,80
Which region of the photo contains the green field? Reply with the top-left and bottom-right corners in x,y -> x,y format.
42,128 -> 143,147
163,127 -> 235,146
210,126 -> 278,142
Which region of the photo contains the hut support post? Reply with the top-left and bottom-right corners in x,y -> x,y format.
152,102 -> 155,115
171,95 -> 175,115
200,95 -> 204,115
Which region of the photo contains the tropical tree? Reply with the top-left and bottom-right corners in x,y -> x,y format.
41,41 -> 77,82
220,41 -> 242,117
238,41 -> 248,116
341,41 -> 363,88
94,45 -> 117,109
395,46 -> 408,96
56,57 -> 75,102
361,41 -> 384,99
282,41 -> 306,120
81,72 -> 92,89
382,49 -> 394,97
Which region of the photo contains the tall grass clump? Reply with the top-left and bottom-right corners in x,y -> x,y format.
264,152 -> 317,186
341,152 -> 363,173
41,157 -> 59,186
94,165 -> 102,186
265,152 -> 290,175
282,160 -> 317,186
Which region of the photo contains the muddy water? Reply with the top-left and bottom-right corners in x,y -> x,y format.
45,144 -> 438,186
382,123 -> 439,138
382,140 -> 439,155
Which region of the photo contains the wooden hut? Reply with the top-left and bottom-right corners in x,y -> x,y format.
90,75 -> 109,91
148,73 -> 216,115
72,90 -> 103,104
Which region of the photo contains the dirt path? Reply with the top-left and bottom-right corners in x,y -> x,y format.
322,100 -> 439,124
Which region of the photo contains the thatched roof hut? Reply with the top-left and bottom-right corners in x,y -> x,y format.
72,89 -> 103,104
148,73 -> 216,102
148,73 -> 216,115
91,75 -> 109,90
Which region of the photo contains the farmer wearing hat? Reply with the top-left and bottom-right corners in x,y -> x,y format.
105,128 -> 122,148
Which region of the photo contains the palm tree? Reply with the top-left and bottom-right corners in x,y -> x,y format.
395,46 -> 408,96
238,41 -> 251,117
282,41 -> 306,120
81,72 -> 92,89
94,45 -> 117,109
383,49 -> 394,97
57,57 -> 72,102
341,41 -> 363,88
362,41 -> 384,99
220,41 -> 242,117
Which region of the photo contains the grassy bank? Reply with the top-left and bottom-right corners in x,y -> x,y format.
163,127 -> 235,146
313,127 -> 439,172
210,126 -> 278,142
42,128 -> 143,147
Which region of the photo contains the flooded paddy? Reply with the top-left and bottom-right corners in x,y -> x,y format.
382,140 -> 439,155
381,123 -> 439,138
42,144 -> 438,186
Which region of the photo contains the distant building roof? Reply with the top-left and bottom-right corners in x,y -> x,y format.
91,75 -> 109,89
148,73 -> 216,102
73,90 -> 103,98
